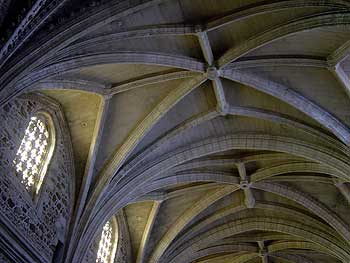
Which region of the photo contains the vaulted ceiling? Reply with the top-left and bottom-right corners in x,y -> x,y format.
1,1 -> 350,263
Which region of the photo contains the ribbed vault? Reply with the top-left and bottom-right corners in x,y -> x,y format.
1,1 -> 350,263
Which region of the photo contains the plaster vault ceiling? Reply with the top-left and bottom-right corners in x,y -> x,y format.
1,0 -> 350,263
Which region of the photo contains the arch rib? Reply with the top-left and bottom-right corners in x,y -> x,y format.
222,69 -> 350,144
217,13 -> 350,68
0,52 -> 205,105
253,182 -> 350,242
168,217 -> 349,263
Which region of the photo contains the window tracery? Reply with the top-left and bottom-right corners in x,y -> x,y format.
13,115 -> 53,197
96,219 -> 117,263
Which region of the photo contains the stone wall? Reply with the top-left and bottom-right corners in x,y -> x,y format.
0,93 -> 74,262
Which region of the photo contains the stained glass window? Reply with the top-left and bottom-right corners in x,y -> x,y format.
96,220 -> 117,263
13,115 -> 53,197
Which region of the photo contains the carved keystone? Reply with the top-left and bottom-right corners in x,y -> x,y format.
240,180 -> 250,189
206,66 -> 219,80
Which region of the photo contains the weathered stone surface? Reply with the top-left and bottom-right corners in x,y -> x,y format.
0,1 -> 350,263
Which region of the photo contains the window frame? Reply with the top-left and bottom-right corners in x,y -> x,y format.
96,217 -> 119,263
13,111 -> 56,201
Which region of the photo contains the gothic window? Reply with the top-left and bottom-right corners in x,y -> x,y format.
96,219 -> 118,263
13,114 -> 54,197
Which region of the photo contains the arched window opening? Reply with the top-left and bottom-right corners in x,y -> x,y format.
96,218 -> 118,263
13,114 -> 54,197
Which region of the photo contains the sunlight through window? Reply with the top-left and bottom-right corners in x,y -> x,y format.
96,220 -> 117,263
13,115 -> 52,196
